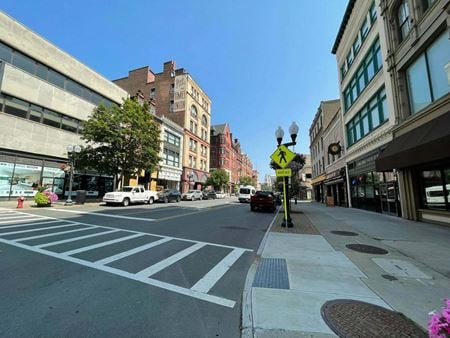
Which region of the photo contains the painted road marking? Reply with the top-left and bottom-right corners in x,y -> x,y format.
95,238 -> 172,265
0,219 -> 64,230
0,216 -> 48,225
0,214 -> 38,220
35,229 -> 119,248
0,209 -> 252,308
135,242 -> 206,277
47,209 -> 156,222
191,248 -> 246,293
15,225 -> 93,242
61,233 -> 144,256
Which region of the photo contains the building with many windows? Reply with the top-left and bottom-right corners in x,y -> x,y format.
332,0 -> 400,216
309,100 -> 340,203
114,61 -> 211,193
0,11 -> 127,200
210,123 -> 256,193
376,0 -> 450,225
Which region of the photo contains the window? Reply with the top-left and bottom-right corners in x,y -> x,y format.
29,104 -> 42,123
0,42 -> 12,63
427,33 -> 450,101
191,105 -> 198,118
12,52 -> 36,74
374,39 -> 382,70
369,1 -> 377,22
169,100 -> 174,111
201,115 -> 207,126
47,70 -> 65,89
420,168 -> 449,211
422,0 -> 436,12
398,0 -> 411,41
165,131 -> 180,146
407,54 -> 433,114
61,116 -> 79,133
357,67 -> 365,93
66,79 -> 84,97
150,88 -> 156,98
163,149 -> 179,167
35,64 -> 48,81
346,50 -> 354,67
346,86 -> 388,146
353,34 -> 361,54
341,63 -> 348,79
4,96 -> 28,119
43,109 -> 61,128
360,18 -> 369,40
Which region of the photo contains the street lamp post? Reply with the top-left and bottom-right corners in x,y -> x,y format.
65,145 -> 82,206
275,122 -> 299,228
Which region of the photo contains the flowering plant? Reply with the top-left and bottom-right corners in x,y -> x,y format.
34,190 -> 58,207
44,190 -> 59,203
429,299 -> 450,338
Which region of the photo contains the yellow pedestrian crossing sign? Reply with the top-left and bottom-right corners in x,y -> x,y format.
270,145 -> 295,169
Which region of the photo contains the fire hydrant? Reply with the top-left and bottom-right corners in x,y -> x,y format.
17,196 -> 25,209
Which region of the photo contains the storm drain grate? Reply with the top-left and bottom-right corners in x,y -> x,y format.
253,258 -> 290,289
346,244 -> 388,255
331,230 -> 359,236
321,299 -> 426,338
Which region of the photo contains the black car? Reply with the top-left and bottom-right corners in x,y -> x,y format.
203,190 -> 217,200
157,189 -> 181,203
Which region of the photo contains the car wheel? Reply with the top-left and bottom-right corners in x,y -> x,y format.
191,196 -> 195,201
176,196 -> 180,202
122,198 -> 130,207
148,197 -> 154,205
164,197 -> 168,203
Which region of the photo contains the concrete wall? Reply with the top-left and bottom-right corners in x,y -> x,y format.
0,11 -> 127,103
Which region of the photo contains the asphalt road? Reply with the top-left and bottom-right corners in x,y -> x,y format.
0,199 -> 277,337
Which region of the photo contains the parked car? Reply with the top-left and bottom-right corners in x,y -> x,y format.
203,190 -> 217,200
103,186 -> 159,206
215,192 -> 226,199
157,189 -> 181,203
182,189 -> 203,201
250,191 -> 277,212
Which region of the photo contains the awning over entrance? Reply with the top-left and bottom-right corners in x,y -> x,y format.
376,111 -> 450,171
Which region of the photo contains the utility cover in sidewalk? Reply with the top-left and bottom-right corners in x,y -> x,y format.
331,230 -> 359,236
253,258 -> 289,289
321,299 -> 426,338
346,244 -> 388,255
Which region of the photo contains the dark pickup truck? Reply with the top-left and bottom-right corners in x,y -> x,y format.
250,191 -> 277,212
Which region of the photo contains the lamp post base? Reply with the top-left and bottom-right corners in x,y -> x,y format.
64,200 -> 74,206
281,218 -> 294,228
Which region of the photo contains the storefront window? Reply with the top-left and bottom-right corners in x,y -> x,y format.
420,169 -> 447,210
10,163 -> 41,197
0,162 -> 14,197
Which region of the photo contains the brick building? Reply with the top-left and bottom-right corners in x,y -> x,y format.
114,61 -> 211,192
210,123 -> 256,193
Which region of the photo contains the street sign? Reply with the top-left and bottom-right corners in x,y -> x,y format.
270,145 -> 296,169
276,168 -> 292,177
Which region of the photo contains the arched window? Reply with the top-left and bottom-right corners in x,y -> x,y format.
190,105 -> 198,118
398,0 -> 411,41
201,115 -> 207,126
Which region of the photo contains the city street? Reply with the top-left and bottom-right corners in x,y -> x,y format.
0,199 -> 276,337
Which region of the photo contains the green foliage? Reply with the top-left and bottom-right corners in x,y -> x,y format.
206,169 -> 229,191
80,98 -> 161,188
260,183 -> 271,191
34,192 -> 50,206
239,176 -> 255,186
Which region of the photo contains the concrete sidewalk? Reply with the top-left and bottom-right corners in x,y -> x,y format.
242,202 -> 450,337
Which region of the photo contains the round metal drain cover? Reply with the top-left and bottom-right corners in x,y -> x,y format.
331,231 -> 359,236
346,244 -> 388,255
321,299 -> 426,338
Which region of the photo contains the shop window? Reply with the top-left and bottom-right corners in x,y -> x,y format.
420,169 -> 448,210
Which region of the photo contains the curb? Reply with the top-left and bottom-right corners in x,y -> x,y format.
241,207 -> 281,338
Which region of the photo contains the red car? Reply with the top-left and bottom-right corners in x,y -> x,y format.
250,191 -> 277,212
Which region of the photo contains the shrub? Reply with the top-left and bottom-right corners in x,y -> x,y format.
35,192 -> 50,206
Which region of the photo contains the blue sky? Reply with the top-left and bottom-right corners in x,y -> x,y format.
1,0 -> 347,180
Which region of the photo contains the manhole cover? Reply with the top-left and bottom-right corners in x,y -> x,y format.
321,299 -> 426,338
346,244 -> 388,255
331,231 -> 359,236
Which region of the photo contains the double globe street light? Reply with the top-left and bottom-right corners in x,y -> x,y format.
275,122 -> 299,228
65,145 -> 82,206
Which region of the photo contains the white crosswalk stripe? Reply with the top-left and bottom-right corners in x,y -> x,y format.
0,208 -> 252,308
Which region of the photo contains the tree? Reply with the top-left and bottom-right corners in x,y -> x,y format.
206,169 -> 229,191
239,175 -> 255,186
80,98 -> 160,189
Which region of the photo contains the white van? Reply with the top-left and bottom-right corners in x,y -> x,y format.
239,185 -> 256,203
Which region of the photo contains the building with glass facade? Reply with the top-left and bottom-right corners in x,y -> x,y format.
332,0 -> 401,216
376,0 -> 450,225
0,11 -> 127,200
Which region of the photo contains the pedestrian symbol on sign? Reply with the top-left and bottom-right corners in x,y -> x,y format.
278,149 -> 287,164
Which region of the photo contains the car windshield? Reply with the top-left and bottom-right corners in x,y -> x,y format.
187,190 -> 196,193
240,188 -> 250,194
119,187 -> 133,192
